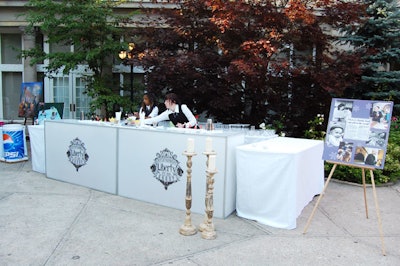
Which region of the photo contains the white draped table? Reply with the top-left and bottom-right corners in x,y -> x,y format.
27,125 -> 45,174
236,137 -> 324,229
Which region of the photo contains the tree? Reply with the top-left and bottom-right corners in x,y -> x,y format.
342,0 -> 400,115
21,0 -> 132,118
134,0 -> 365,136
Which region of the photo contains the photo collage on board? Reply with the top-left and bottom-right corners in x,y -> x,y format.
323,98 -> 393,169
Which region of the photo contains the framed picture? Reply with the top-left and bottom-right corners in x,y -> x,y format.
323,98 -> 393,169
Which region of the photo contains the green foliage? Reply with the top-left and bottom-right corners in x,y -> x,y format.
22,0 -> 125,76
259,115 -> 286,135
21,0 -> 131,117
303,114 -> 326,140
342,0 -> 400,115
84,76 -> 146,119
324,116 -> 400,184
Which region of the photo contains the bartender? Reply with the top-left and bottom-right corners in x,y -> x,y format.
143,93 -> 198,128
134,92 -> 159,119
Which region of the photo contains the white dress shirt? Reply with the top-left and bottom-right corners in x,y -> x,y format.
139,105 -> 159,118
144,104 -> 197,127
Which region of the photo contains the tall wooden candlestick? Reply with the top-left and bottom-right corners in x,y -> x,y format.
179,150 -> 197,236
199,150 -> 216,233
201,167 -> 217,240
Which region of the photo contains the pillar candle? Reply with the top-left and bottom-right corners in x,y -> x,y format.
208,154 -> 216,171
205,137 -> 213,152
139,111 -> 145,127
187,138 -> 195,153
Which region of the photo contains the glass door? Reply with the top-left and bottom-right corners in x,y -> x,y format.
73,75 -> 91,119
46,73 -> 90,119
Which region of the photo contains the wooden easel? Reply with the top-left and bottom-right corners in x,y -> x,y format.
303,160 -> 386,256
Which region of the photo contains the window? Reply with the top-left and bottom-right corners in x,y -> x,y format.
2,72 -> 22,119
1,34 -> 21,64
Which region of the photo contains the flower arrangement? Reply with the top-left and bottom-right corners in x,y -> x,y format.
259,122 -> 281,136
259,122 -> 268,130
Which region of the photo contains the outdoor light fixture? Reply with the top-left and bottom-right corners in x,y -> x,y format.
119,42 -> 136,103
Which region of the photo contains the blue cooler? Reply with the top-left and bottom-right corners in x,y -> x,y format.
1,124 -> 28,162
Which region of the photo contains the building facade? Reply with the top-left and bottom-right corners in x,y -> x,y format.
0,0 -> 153,121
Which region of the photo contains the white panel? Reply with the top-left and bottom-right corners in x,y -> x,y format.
45,120 -> 118,194
43,120 -> 245,218
118,127 -> 243,218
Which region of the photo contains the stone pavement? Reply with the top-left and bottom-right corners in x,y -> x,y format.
1,147 -> 400,265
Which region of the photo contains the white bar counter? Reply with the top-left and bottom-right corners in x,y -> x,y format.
44,120 -> 244,218
118,126 -> 244,218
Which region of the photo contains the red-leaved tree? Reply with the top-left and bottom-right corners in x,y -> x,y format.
128,0 -> 366,136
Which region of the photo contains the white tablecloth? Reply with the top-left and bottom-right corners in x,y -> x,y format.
244,134 -> 278,144
236,137 -> 324,229
28,125 -> 45,174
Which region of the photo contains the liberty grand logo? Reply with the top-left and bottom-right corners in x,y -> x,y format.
150,148 -> 184,190
66,138 -> 89,172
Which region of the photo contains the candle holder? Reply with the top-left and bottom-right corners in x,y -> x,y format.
179,151 -> 197,236
199,151 -> 216,233
201,168 -> 217,240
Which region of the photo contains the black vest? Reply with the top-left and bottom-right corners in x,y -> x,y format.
168,105 -> 189,126
144,105 -> 155,117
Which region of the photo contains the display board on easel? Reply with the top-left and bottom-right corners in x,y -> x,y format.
322,98 -> 393,169
304,98 -> 393,256
18,82 -> 43,124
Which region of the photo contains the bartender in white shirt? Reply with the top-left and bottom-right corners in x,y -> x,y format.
134,92 -> 159,119
144,93 -> 198,128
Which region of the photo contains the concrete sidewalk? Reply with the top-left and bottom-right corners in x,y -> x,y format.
1,151 -> 400,265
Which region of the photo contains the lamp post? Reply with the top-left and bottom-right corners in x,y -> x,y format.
119,42 -> 135,104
